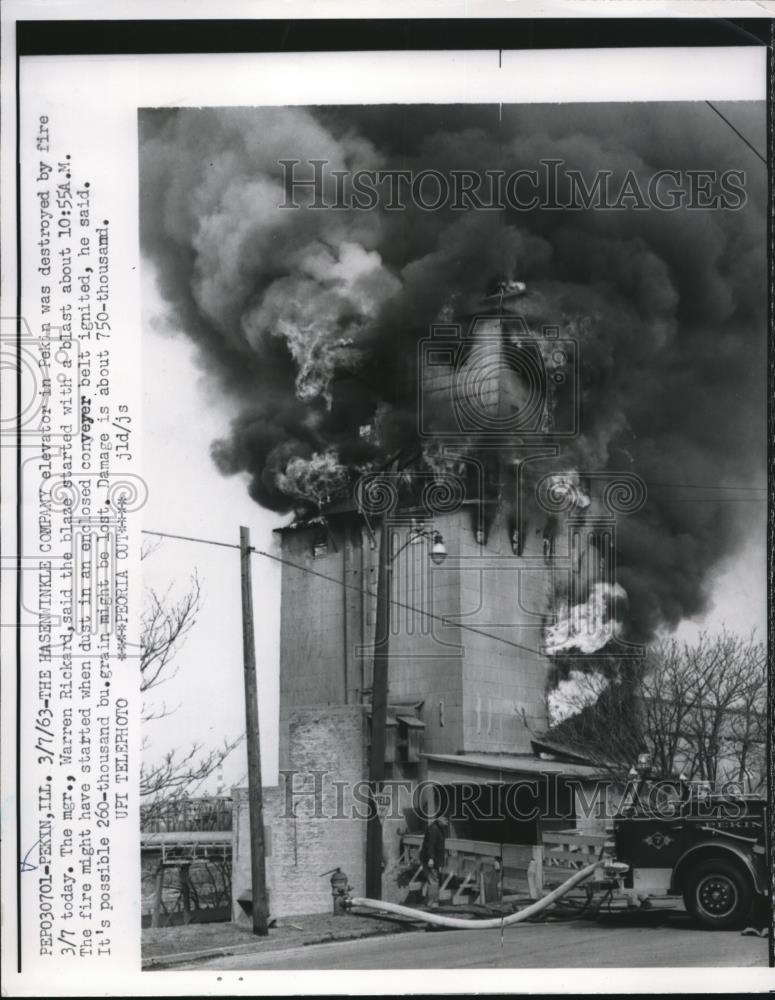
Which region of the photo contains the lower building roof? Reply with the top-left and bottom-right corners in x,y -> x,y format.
422,752 -> 604,783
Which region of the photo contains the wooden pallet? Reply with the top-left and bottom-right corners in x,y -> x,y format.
538,829 -> 610,890
398,829 -> 612,903
398,834 -> 540,905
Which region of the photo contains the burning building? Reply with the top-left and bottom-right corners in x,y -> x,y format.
231,285 -> 630,917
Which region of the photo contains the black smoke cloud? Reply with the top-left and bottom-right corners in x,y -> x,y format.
139,103 -> 766,641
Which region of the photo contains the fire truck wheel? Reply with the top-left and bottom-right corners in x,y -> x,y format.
683,858 -> 753,930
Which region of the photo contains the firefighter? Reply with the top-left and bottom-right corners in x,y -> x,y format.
420,814 -> 449,908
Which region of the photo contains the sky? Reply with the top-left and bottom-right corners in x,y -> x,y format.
142,263 -> 283,791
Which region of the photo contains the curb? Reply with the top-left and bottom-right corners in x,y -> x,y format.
143,940 -> 284,970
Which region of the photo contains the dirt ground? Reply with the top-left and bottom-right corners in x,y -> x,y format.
142,911 -> 409,967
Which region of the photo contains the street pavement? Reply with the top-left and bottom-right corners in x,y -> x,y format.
177,911 -> 768,970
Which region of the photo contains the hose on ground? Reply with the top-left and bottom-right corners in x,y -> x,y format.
349,861 -> 598,930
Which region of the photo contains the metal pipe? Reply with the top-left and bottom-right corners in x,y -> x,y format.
349,861 -> 598,930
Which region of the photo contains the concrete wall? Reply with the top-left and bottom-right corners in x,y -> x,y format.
378,514 -> 464,757
382,507 -> 553,755
456,509 -> 553,753
278,501 -> 554,759
279,526 -> 353,709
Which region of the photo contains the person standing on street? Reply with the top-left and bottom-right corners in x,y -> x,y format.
420,814 -> 449,908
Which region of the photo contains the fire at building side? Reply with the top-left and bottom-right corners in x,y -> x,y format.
232,282 -> 636,920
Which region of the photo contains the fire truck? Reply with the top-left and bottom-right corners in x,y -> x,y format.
604,755 -> 769,929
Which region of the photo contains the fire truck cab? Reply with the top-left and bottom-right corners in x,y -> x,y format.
610,756 -> 768,929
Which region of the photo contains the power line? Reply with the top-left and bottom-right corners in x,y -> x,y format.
142,527 -> 545,656
705,101 -> 767,166
253,545 -> 545,656
651,498 -> 765,503
142,528 -> 240,550
645,482 -> 765,492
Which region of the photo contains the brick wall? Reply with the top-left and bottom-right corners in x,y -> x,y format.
233,705 -> 370,920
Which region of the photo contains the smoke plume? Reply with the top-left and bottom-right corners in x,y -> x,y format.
140,103 -> 766,642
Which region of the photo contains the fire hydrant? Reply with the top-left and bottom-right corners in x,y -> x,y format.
321,867 -> 351,915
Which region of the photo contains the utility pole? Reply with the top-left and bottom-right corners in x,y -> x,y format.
365,517 -> 391,899
240,525 -> 269,935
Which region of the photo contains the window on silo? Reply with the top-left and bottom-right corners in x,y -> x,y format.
543,516 -> 557,562
312,528 -> 328,559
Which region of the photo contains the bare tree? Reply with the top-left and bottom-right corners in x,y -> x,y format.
667,630 -> 766,790
141,570 -> 202,714
140,738 -> 244,802
641,638 -> 702,781
141,541 -> 244,802
726,668 -> 767,793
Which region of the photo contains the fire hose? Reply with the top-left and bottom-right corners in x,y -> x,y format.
348,860 -> 600,930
